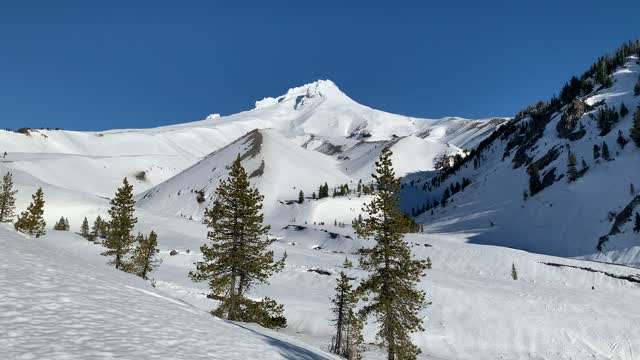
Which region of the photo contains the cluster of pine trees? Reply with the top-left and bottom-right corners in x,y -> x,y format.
595,104 -> 621,136
584,40 -> 640,89
53,216 -> 70,231
412,177 -> 471,217
592,142 -> 612,161
317,182 -> 330,199
99,178 -> 160,281
0,172 -> 48,238
313,180 -> 373,201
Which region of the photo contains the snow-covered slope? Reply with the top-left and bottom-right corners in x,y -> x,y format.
0,224 -> 336,360
0,80 -> 504,200
136,128 -> 352,219
27,211 -> 640,360
337,135 -> 463,181
406,55 -> 640,266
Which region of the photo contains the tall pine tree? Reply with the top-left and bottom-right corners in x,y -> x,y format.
0,172 -> 17,222
190,154 -> 286,328
14,187 -> 46,238
630,107 -> 640,147
567,152 -> 578,182
330,272 -> 363,360
602,142 -> 611,160
80,217 -> 90,239
102,178 -> 137,270
528,164 -> 543,195
354,148 -> 428,360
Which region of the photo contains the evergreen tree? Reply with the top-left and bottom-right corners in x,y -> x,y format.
298,190 -> 304,204
80,217 -> 90,239
354,148 -> 428,360
630,107 -> 640,147
602,142 -> 611,160
54,216 -> 70,231
102,178 -> 137,270
634,213 -> 640,233
14,187 -> 46,238
617,130 -> 628,148
441,188 -> 450,207
92,215 -> 108,240
130,230 -> 161,280
330,272 -> 363,360
631,183 -> 636,197
620,102 -> 629,117
0,172 -> 17,222
426,257 -> 432,270
343,257 -> 353,269
528,164 -> 543,195
190,154 -> 287,328
567,152 -> 578,182
511,263 -> 518,280
593,144 -> 601,159
635,77 -> 640,96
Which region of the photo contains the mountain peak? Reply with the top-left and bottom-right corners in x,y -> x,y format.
254,79 -> 350,109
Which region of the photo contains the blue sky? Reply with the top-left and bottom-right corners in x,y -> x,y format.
1,0 -> 639,131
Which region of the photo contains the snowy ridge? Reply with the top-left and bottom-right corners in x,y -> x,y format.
136,128 -> 352,219
406,56 -> 640,266
0,80 -> 504,200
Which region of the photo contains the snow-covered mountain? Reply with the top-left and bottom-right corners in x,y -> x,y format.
0,79 -> 505,202
405,53 -> 640,267
5,44 -> 640,359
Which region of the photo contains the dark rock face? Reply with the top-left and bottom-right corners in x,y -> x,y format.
597,195 -> 640,251
541,167 -> 558,189
557,99 -> 589,138
528,146 -> 561,174
566,129 -> 586,141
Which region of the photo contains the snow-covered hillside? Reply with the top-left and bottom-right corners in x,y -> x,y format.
7,211 -> 640,360
136,128 -> 352,219
0,80 -> 505,201
405,54 -> 640,267
0,224 -> 337,360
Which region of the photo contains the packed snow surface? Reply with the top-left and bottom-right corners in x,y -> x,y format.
0,224 -> 337,360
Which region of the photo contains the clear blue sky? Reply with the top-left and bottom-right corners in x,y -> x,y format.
1,0 -> 639,131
